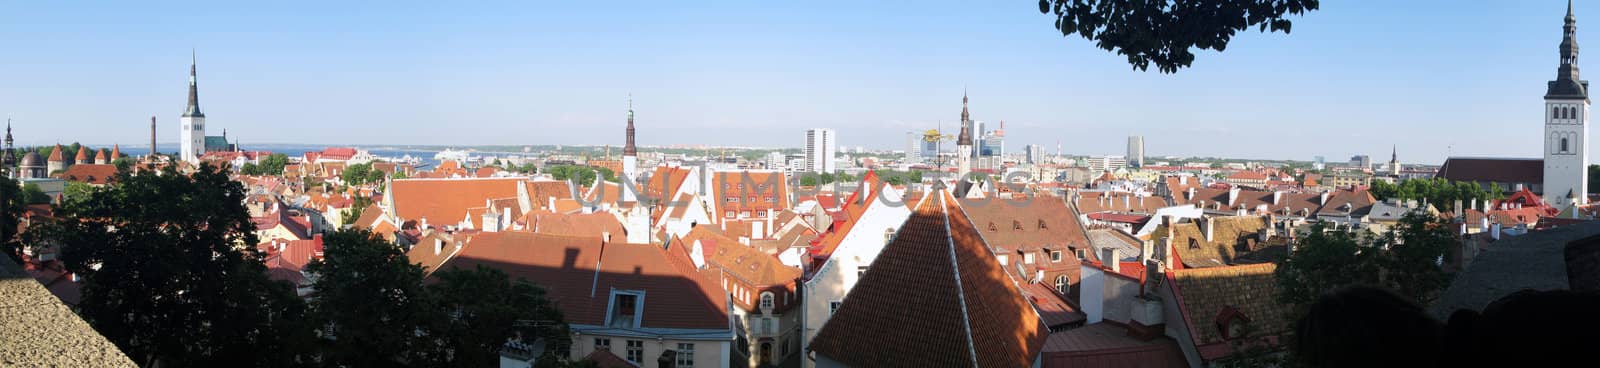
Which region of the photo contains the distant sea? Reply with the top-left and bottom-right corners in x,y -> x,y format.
136,143 -> 541,169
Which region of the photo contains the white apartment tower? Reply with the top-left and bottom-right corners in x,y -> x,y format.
1127,135 -> 1145,168
179,53 -> 205,164
1545,0 -> 1590,212
804,128 -> 836,174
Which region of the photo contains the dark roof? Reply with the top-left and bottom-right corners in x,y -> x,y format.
1435,158 -> 1543,186
808,190 -> 1047,367
1166,263 -> 1287,361
1432,220 -> 1600,318
1040,323 -> 1188,368
204,136 -> 230,150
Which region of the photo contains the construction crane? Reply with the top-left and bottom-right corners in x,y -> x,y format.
922,129 -> 952,144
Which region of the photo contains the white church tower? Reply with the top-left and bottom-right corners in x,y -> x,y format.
179,52 -> 205,164
622,95 -> 639,203
1545,0 -> 1590,213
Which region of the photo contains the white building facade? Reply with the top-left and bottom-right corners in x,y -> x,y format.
798,183 -> 911,368
804,128 -> 837,174
1545,2 -> 1590,213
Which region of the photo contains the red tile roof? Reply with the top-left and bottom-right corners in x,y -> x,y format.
439,232 -> 729,330
390,178 -> 524,228
1074,192 -> 1166,214
1039,323 -> 1188,368
1020,282 -> 1085,329
806,173 -> 885,260
319,147 -> 357,161
808,189 -> 1047,367
699,226 -> 800,286
526,212 -> 625,238
55,164 -> 118,185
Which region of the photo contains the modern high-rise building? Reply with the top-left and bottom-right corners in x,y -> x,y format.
1127,136 -> 1145,168
1545,0 -> 1589,210
904,131 -> 921,164
1025,144 -> 1047,164
804,128 -> 837,174
1350,155 -> 1372,169
1085,155 -> 1128,172
980,133 -> 1004,157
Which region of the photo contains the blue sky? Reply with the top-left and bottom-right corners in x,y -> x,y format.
0,1 -> 1584,164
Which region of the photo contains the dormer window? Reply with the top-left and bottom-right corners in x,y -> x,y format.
760,292 -> 774,311
1189,238 -> 1200,250
1039,219 -> 1048,229
608,291 -> 643,328
988,222 -> 998,231
1013,220 -> 1023,230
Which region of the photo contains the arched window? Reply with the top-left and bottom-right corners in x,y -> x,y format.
759,292 -> 774,311
1055,275 -> 1070,295
1563,137 -> 1571,153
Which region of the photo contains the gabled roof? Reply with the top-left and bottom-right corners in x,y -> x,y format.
1074,192 -> 1166,214
526,212 -> 625,238
389,178 -> 524,228
527,180 -> 575,210
696,226 -> 801,287
1152,216 -> 1272,268
56,164 -> 118,185
646,165 -> 693,200
958,195 -> 1090,254
1166,263 -> 1286,361
438,232 -> 730,330
809,189 -> 1047,367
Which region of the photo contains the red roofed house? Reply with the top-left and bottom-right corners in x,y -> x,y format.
1155,263 -> 1288,366
683,226 -> 805,367
957,195 -> 1095,312
798,174 -> 912,358
55,164 -> 118,186
710,170 -> 790,222
381,177 -> 526,231
434,232 -> 734,368
808,187 -> 1048,367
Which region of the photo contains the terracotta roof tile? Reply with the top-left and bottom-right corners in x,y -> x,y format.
438,232 -> 729,330
1039,323 -> 1188,368
527,212 -> 625,238
390,178 -> 524,228
809,189 -> 1047,367
1151,216 -> 1271,268
55,164 -> 118,185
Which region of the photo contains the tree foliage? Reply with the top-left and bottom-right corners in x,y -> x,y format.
547,165 -> 616,187
26,164 -> 309,366
1276,213 -> 1453,317
1368,178 -> 1500,212
0,176 -> 27,261
20,182 -> 51,205
341,162 -> 389,186
1038,0 -> 1319,73
306,228 -> 440,366
430,265 -> 571,367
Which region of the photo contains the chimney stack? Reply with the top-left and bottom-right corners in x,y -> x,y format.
1141,239 -> 1154,263
1202,217 -> 1215,242
1490,223 -> 1502,240
1102,248 -> 1120,272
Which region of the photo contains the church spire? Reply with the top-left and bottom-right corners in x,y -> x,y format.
1549,0 -> 1589,100
623,94 -> 637,157
957,89 -> 973,146
184,50 -> 204,118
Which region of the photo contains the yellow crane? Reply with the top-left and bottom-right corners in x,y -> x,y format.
922,129 -> 952,143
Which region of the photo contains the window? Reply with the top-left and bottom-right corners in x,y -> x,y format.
761,317 -> 773,335
625,340 -> 643,363
760,292 -> 774,310
1076,249 -> 1087,259
997,254 -> 1009,265
757,210 -> 767,217
676,343 -> 695,367
1013,220 -> 1023,230
609,292 -> 640,328
1056,275 -> 1069,295
1188,238 -> 1200,250
857,266 -> 868,278
1051,250 -> 1063,262
726,211 -> 736,218
727,196 -> 738,203
1024,252 -> 1036,264
1039,219 -> 1048,229
1563,138 -> 1571,153
829,300 -> 842,315
883,228 -> 896,245
595,338 -> 612,351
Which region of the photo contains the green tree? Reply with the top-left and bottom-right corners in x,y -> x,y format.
342,163 -> 374,186
0,176 -> 27,260
799,175 -> 819,187
341,195 -> 375,226
258,153 -> 290,175
110,157 -> 135,172
1038,0 -> 1319,73
60,181 -> 94,207
240,162 -> 261,176
392,170 -> 409,180
430,265 -> 570,367
27,164 -> 309,366
1276,222 -> 1378,309
20,183 -> 51,205
1276,213 -> 1453,317
306,228 -> 441,366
